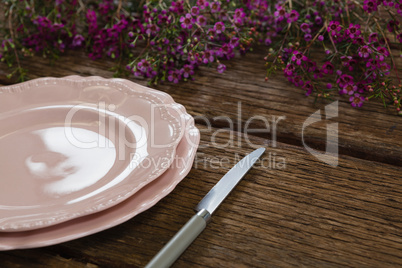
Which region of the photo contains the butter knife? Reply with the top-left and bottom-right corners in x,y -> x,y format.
145,148 -> 265,268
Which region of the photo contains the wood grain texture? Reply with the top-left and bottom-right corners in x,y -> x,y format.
1,249 -> 98,267
1,127 -> 401,267
0,47 -> 401,267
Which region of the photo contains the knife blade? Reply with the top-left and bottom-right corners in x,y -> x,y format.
145,148 -> 265,268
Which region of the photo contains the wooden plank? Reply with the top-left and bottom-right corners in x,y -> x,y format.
1,250 -> 95,267
0,125 -> 400,267
0,49 -> 400,165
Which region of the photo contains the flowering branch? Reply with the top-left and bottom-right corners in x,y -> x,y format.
0,0 -> 401,113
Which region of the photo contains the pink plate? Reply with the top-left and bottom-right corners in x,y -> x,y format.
0,77 -> 186,232
0,105 -> 199,250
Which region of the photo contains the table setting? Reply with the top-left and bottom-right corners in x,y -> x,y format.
0,0 -> 401,267
0,75 -> 200,247
0,75 -> 268,267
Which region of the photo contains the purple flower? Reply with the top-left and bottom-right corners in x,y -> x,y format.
72,35 -> 85,48
112,18 -> 128,32
368,32 -> 379,43
190,6 -> 199,16
158,14 -> 172,25
327,83 -> 333,89
196,15 -> 207,27
291,51 -> 307,65
33,16 -> 52,28
340,83 -> 357,95
213,21 -> 225,34
291,75 -> 304,87
337,74 -> 354,88
300,23 -> 311,33
170,1 -> 185,14
274,5 -> 287,22
349,93 -> 365,107
327,21 -> 342,36
318,35 -> 324,41
197,0 -> 209,9
387,20 -> 400,33
383,0 -> 394,7
202,50 -> 214,63
86,10 -> 98,34
180,13 -> 193,29
397,5 -> 402,16
181,64 -> 194,78
229,37 -> 239,48
281,47 -> 293,62
217,63 -> 226,73
284,64 -> 295,76
219,11 -> 228,21
340,56 -> 355,71
353,36 -> 365,45
358,45 -> 372,58
146,24 -> 160,35
286,10 -> 299,23
220,43 -> 234,59
137,59 -> 152,73
341,55 -> 353,64
99,0 -> 113,15
315,16 -> 323,25
345,23 -> 361,39
303,81 -> 313,96
168,69 -> 182,83
376,46 -> 389,61
321,61 -> 334,74
363,0 -> 379,13
210,1 -> 221,13
234,8 -> 246,21
304,34 -> 312,42
397,33 -> 402,43
378,62 -> 391,75
366,59 -> 377,70
305,60 -> 317,72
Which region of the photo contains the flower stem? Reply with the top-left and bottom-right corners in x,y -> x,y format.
8,7 -> 24,80
374,18 -> 401,84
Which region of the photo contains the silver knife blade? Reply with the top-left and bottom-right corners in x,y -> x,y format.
195,147 -> 265,215
146,148 -> 265,268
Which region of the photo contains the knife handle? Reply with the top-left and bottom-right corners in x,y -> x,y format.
145,209 -> 211,268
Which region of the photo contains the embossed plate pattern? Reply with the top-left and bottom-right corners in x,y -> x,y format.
0,97 -> 199,250
0,77 -> 185,231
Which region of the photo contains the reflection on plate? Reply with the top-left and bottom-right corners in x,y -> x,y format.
0,106 -> 199,250
0,77 -> 185,231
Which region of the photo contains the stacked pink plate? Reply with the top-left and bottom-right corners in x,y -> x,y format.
0,76 -> 200,250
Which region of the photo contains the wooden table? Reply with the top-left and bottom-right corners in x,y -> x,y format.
0,48 -> 401,267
